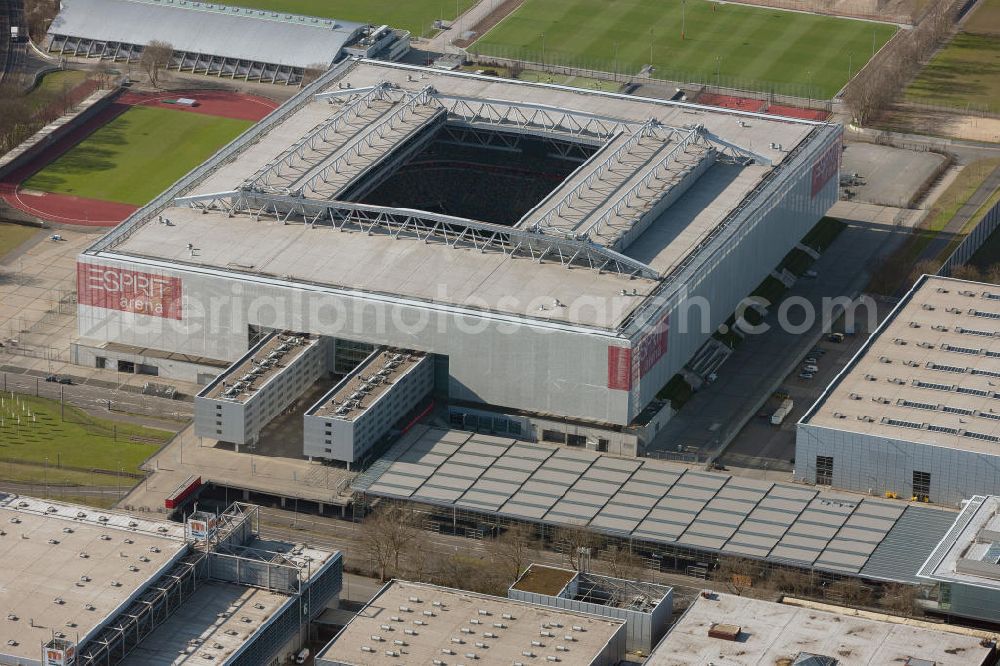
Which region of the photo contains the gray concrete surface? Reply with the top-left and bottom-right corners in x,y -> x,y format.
840,143 -> 947,208
647,211 -> 910,463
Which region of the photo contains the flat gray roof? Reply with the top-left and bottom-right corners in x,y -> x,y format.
93,60 -> 827,333
0,495 -> 186,663
119,581 -> 289,665
356,426 -> 956,582
317,580 -> 625,665
804,275 -> 1000,453
309,349 -> 425,421
918,495 -> 1000,591
200,332 -> 318,402
49,0 -> 364,68
648,593 -> 992,665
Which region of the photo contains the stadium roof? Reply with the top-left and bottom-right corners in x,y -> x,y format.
648,593 -> 993,665
355,426 -> 957,583
316,580 -> 626,665
48,0 -> 365,69
918,495 -> 1000,592
86,60 -> 834,335
0,494 -> 186,663
802,275 -> 1000,453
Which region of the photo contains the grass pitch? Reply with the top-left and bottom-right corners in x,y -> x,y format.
0,222 -> 39,260
226,0 -> 475,36
24,106 -> 252,206
472,0 -> 896,98
0,395 -> 170,473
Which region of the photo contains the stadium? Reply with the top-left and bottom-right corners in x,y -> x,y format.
75,58 -> 842,454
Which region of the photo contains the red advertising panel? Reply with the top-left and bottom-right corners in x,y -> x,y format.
633,314 -> 669,380
77,262 -> 182,320
811,137 -> 841,197
607,346 -> 632,390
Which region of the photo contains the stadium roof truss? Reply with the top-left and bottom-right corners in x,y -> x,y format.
175,190 -> 660,279
167,82 -> 777,282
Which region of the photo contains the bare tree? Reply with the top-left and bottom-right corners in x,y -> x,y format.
950,264 -> 984,282
360,501 -> 426,581
301,63 -> 328,85
487,523 -> 539,584
551,525 -> 605,571
602,544 -> 644,582
712,557 -> 762,596
23,0 -> 59,42
827,578 -> 874,607
139,41 -> 173,88
881,582 -> 922,617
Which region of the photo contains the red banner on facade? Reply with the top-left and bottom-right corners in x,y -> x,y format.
634,314 -> 669,380
607,346 -> 632,390
811,138 -> 841,197
77,262 -> 182,320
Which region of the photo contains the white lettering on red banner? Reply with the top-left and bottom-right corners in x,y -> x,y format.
77,263 -> 182,320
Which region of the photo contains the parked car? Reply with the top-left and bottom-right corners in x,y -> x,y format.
828,332 -> 845,343
804,357 -> 818,364
44,374 -> 58,382
802,364 -> 819,373
58,377 -> 73,385
803,270 -> 818,278
798,371 -> 814,379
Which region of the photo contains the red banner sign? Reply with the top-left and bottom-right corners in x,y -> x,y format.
607,346 -> 632,390
811,138 -> 841,197
634,314 -> 669,380
77,262 -> 182,320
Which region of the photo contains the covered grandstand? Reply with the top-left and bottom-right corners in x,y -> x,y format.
76,59 -> 841,452
46,0 -> 371,85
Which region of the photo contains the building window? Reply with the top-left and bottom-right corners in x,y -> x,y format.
509,422 -> 521,436
95,356 -> 107,369
542,429 -> 566,444
597,438 -> 609,452
913,470 -> 931,501
815,456 -> 833,485
566,434 -> 587,447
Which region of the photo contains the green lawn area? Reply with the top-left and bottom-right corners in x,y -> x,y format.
472,0 -> 895,98
23,106 -> 252,205
225,0 -> 475,36
905,0 -> 1000,112
0,395 -> 170,473
24,70 -> 92,113
905,33 -> 1000,113
0,222 -> 40,260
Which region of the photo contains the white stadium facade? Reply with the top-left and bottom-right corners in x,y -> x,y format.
75,59 -> 841,456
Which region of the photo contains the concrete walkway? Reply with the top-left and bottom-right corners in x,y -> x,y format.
422,0 -> 505,53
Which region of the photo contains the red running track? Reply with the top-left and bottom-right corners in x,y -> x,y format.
1,89 -> 278,227
694,93 -> 830,121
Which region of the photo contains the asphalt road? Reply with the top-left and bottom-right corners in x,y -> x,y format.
0,369 -> 193,424
0,0 -> 26,85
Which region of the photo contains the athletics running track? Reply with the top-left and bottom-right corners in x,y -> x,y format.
0,89 -> 278,227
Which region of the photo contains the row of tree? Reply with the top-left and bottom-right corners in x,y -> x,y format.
358,502 -> 926,619
843,1 -> 961,125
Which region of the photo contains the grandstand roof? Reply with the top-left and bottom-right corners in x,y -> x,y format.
87,60 -> 833,333
49,0 -> 365,68
803,275 -> 1000,453
355,426 -> 957,584
918,495 -> 1000,592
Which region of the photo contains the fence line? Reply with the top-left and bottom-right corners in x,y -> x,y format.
939,198 -> 1000,275
468,48 -> 830,110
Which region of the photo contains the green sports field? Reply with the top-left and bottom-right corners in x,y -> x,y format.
472,0 -> 897,98
0,395 -> 169,473
24,106 -> 252,206
226,0 -> 475,36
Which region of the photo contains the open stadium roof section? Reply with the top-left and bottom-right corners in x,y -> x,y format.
46,0 -> 366,81
86,59 -> 836,336
355,426 -> 958,584
803,275 -> 1000,453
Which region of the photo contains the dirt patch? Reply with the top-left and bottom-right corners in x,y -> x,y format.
878,104 -> 1000,143
510,564 -> 575,595
454,0 -> 525,48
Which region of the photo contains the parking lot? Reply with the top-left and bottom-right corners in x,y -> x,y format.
720,297 -> 897,473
